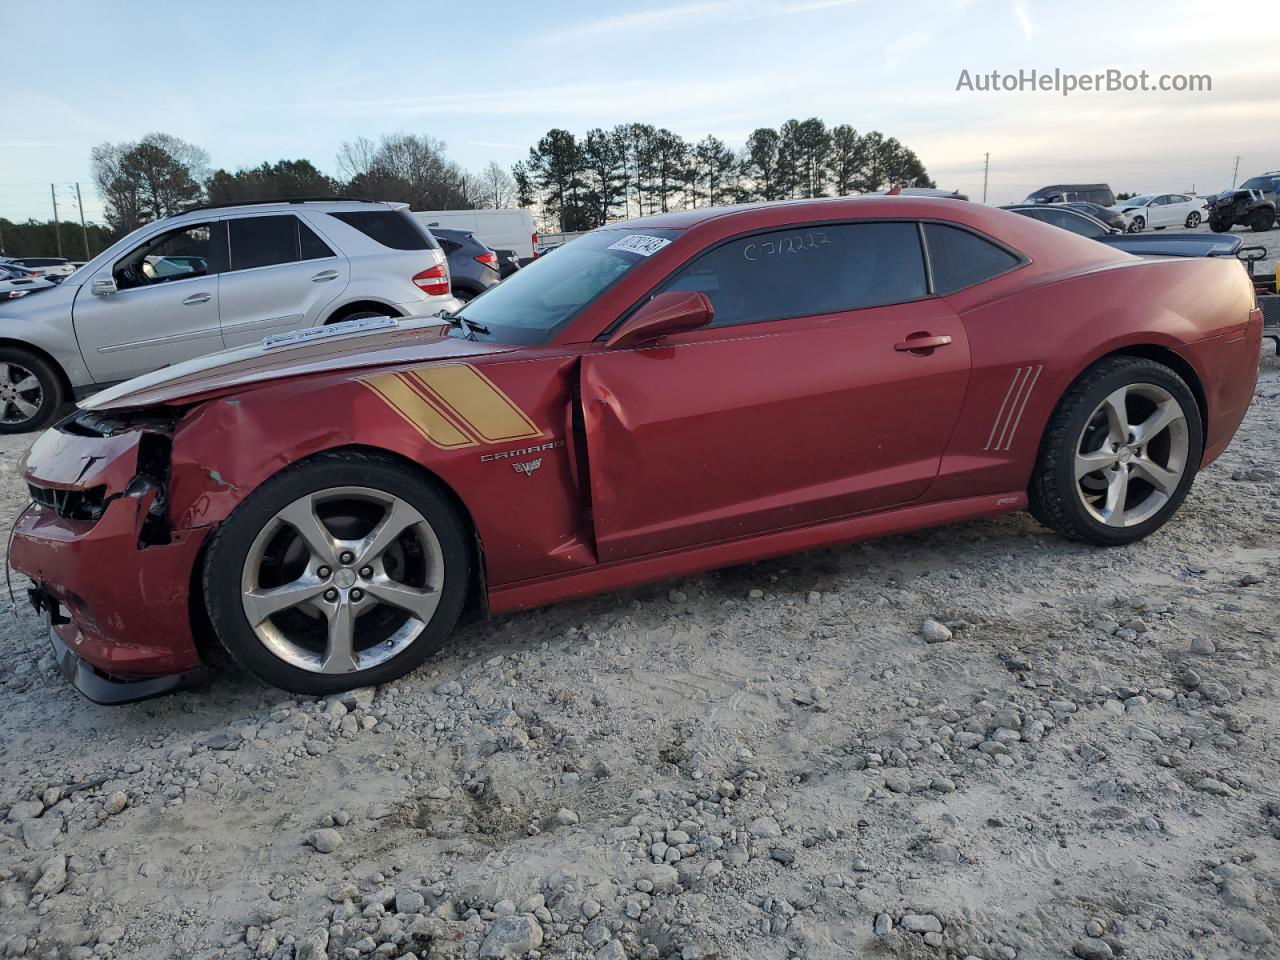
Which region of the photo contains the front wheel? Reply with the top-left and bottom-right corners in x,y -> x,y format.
0,348 -> 66,434
1029,356 -> 1203,546
1208,217 -> 1231,233
202,452 -> 471,695
1185,211 -> 1201,228
1127,216 -> 1145,233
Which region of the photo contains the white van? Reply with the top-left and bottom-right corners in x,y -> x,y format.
412,209 -> 538,261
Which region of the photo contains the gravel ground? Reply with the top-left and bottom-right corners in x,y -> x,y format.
1,349 -> 1278,960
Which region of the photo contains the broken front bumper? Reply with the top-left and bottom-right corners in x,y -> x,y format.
9,424 -> 210,702
34,598 -> 206,705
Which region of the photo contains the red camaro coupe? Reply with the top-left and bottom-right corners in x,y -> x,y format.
10,197 -> 1263,703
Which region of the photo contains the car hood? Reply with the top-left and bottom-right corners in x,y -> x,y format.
0,275 -> 76,314
81,318 -> 521,412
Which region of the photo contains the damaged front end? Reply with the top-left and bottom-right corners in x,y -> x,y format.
10,407 -> 209,704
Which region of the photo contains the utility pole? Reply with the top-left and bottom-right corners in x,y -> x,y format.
982,152 -> 990,203
50,184 -> 63,258
75,182 -> 90,259
1231,156 -> 1241,188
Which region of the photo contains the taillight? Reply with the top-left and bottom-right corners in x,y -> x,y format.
532,232 -> 539,259
474,252 -> 498,270
412,264 -> 450,296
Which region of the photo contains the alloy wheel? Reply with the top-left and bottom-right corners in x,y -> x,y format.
0,361 -> 43,426
239,486 -> 445,674
1074,383 -> 1189,528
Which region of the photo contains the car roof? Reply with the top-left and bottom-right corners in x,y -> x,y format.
164,198 -> 408,219
609,195 -> 1085,236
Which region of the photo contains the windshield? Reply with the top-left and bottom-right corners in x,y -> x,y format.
1240,177 -> 1275,191
449,228 -> 682,344
1122,196 -> 1153,207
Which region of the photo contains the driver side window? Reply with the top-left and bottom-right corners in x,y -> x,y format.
114,223 -> 218,291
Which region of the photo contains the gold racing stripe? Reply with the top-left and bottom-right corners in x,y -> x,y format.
361,373 -> 478,449
408,364 -> 544,444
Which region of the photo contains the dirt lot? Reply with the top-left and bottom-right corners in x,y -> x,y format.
1,347 -> 1279,960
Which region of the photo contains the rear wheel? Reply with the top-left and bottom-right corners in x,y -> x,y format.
1029,357 -> 1202,546
1249,209 -> 1275,232
1185,211 -> 1201,228
203,452 -> 471,694
326,309 -> 396,325
0,348 -> 65,434
452,288 -> 474,303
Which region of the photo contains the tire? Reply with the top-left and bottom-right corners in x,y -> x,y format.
1028,356 -> 1203,547
202,451 -> 472,695
1209,217 -> 1231,233
1249,209 -> 1274,232
1185,211 -> 1201,228
452,288 -> 474,303
1127,216 -> 1145,233
0,347 -> 66,434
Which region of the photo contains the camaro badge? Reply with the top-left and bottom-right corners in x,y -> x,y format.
512,459 -> 543,477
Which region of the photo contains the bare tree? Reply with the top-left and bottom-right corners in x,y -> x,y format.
90,132 -> 209,231
477,161 -> 516,209
336,136 -> 378,182
339,133 -> 472,209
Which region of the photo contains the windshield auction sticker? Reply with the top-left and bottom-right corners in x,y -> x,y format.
607,235 -> 672,257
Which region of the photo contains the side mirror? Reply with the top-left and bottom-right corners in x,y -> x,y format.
91,276 -> 117,297
606,291 -> 713,349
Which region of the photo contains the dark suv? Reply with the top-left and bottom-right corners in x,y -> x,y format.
425,226 -> 502,302
1208,173 -> 1279,233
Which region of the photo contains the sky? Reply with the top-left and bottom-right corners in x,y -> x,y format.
2,0 -> 1276,224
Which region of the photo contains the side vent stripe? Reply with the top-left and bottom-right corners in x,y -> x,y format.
1002,364 -> 1042,451
985,364 -> 1044,453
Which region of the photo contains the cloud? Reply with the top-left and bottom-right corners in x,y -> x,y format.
538,0 -> 862,43
1011,0 -> 1033,40
248,76 -> 781,122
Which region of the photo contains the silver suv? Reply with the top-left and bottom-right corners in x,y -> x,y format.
0,199 -> 455,432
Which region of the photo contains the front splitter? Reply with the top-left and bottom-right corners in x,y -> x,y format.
45,614 -> 207,706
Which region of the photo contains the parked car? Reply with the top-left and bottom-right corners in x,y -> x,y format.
491,247 -> 522,279
1001,204 -> 1119,238
1208,173 -> 1279,233
1112,194 -> 1206,232
412,208 -> 539,262
5,257 -> 77,279
10,197 -> 1261,701
1062,202 -> 1127,231
1025,183 -> 1116,206
0,199 -> 457,433
0,263 -> 56,301
424,226 -> 501,302
1003,204 -> 1246,261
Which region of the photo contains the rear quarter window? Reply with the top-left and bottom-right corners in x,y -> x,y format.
329,210 -> 438,251
924,223 -> 1022,295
